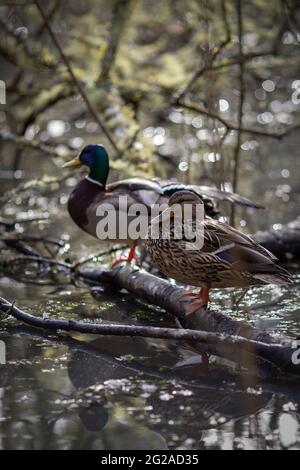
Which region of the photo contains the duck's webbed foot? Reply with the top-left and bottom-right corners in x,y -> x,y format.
179,287 -> 211,316
111,241 -> 138,268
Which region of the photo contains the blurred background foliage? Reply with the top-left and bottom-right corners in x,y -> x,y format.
0,0 -> 299,231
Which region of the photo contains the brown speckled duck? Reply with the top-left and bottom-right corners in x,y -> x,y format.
63,144 -> 264,265
146,190 -> 292,314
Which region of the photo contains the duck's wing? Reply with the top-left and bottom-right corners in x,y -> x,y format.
108,178 -> 163,193
201,218 -> 291,283
203,218 -> 276,260
106,178 -> 164,207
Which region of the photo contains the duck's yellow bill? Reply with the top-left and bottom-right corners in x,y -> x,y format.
62,154 -> 82,168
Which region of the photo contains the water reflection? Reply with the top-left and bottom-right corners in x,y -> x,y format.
0,255 -> 299,449
0,331 -> 264,449
0,309 -> 300,449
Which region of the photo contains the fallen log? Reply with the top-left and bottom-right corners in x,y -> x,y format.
76,265 -> 300,378
254,216 -> 300,262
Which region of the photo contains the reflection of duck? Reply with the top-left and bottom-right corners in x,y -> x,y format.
139,384 -> 271,448
4,328 -> 299,450
78,404 -> 109,433
147,191 -> 292,314
65,335 -> 271,448
63,144 -> 264,264
67,336 -> 170,448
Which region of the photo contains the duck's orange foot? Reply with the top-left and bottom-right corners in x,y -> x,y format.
179,287 -> 210,316
111,241 -> 138,268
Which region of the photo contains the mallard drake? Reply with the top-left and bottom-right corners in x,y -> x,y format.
146,190 -> 292,314
63,144 -> 264,264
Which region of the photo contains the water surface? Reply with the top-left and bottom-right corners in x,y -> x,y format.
0,270 -> 299,450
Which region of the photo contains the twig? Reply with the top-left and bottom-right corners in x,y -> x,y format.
0,255 -> 71,270
0,16 -> 57,69
77,264 -> 300,377
17,83 -> 75,137
0,235 -> 65,248
15,88 -> 73,170
72,246 -> 126,270
0,215 -> 49,229
33,0 -> 119,154
34,0 -> 59,36
0,130 -> 75,159
178,100 -> 300,139
1,213 -> 300,377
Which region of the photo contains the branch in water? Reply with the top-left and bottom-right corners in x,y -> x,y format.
0,296 -> 291,368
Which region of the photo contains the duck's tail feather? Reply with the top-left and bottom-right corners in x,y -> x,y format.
253,266 -> 292,285
187,185 -> 265,209
160,180 -> 264,209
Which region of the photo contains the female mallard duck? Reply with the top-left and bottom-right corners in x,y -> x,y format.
146,190 -> 292,314
63,144 -> 264,264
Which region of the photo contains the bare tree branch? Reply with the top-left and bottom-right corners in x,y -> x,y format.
178,100 -> 300,139
175,0 -> 232,103
0,129 -> 75,159
34,0 -> 120,154
231,0 -> 245,226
